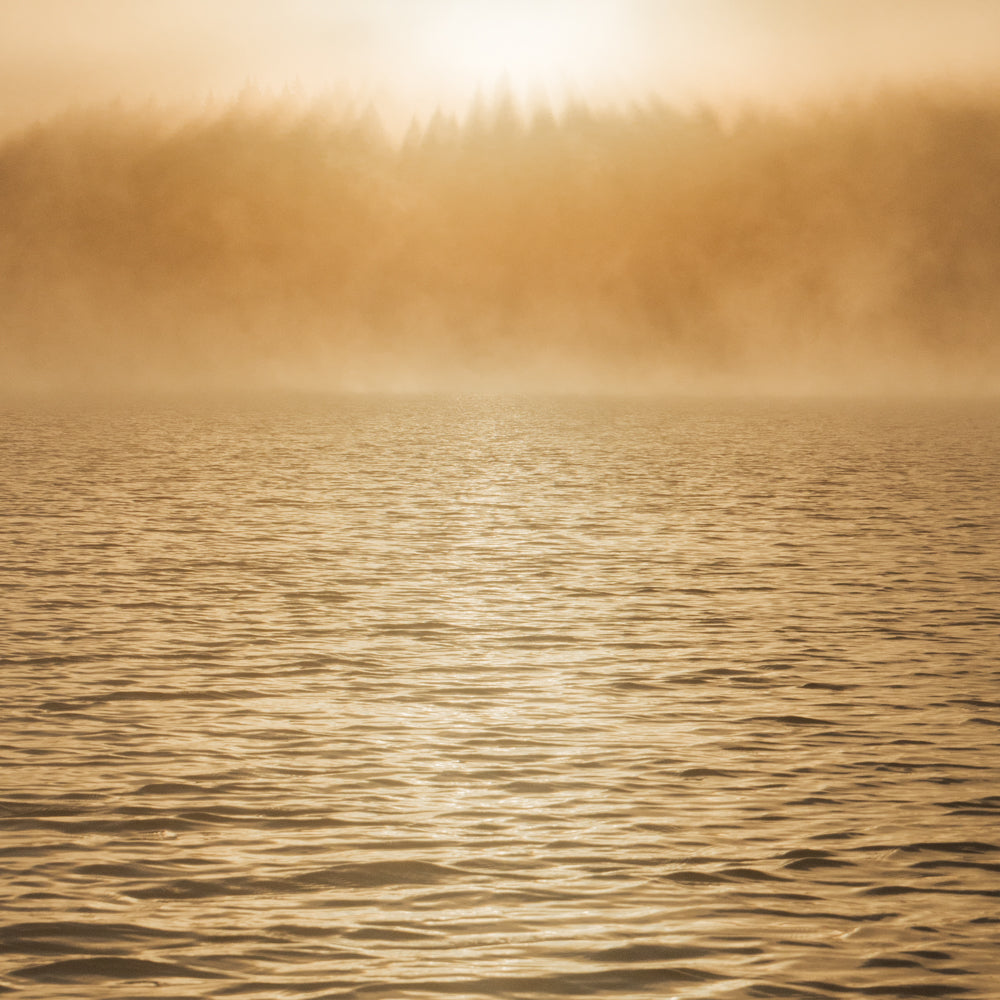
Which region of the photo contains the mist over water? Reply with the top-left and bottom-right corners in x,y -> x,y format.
1,396 -> 999,999
4,25 -> 1000,994
2,87 -> 999,395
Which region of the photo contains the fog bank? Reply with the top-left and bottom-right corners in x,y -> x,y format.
2,88 -> 999,395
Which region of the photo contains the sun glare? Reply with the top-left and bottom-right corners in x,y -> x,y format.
420,0 -> 630,105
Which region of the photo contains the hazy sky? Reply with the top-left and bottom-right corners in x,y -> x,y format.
3,0 -> 1000,133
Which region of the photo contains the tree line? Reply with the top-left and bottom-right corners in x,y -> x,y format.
2,87 -> 999,392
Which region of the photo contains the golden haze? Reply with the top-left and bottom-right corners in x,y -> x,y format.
1,88 -> 999,394
4,1 -> 1000,135
2,1 -> 1000,393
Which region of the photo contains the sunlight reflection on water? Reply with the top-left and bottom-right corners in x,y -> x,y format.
1,394 -> 998,999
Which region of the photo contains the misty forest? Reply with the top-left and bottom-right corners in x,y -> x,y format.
2,87 -> 999,393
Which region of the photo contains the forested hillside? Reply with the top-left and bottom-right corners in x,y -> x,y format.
2,89 -> 999,392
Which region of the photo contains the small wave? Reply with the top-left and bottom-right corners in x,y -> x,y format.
749,715 -> 839,727
664,871 -> 733,885
13,956 -> 226,982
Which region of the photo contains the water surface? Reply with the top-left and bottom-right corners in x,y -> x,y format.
2,395 -> 998,999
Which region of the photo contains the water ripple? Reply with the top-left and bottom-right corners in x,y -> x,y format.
1,396 -> 998,998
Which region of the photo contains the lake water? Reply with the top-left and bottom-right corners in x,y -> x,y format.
2,394 -> 999,1000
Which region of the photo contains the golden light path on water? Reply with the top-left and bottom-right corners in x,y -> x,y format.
1,396 -> 999,997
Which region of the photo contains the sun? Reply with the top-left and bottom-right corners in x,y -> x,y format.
418,0 -> 631,106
